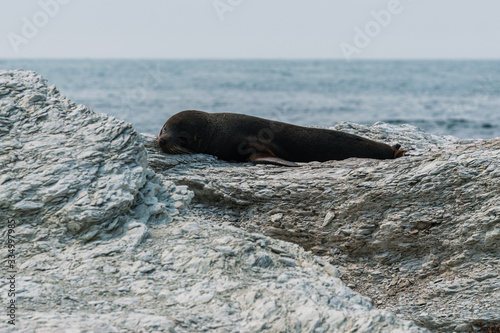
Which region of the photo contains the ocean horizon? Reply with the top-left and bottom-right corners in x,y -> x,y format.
1,59 -> 499,139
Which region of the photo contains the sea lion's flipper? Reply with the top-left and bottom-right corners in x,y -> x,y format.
250,152 -> 300,167
253,156 -> 300,167
392,144 -> 407,158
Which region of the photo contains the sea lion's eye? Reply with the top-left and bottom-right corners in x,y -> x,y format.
178,135 -> 189,144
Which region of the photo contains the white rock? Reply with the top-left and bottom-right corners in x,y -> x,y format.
0,70 -> 428,333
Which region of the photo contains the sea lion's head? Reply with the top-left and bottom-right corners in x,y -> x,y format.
157,110 -> 209,154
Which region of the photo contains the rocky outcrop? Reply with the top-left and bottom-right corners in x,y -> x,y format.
0,71 -> 192,254
144,122 -> 499,331
0,70 -> 426,332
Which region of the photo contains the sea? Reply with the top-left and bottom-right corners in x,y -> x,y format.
1,59 -> 499,139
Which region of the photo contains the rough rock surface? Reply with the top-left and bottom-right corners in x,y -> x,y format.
144,123 -> 500,332
0,71 -> 190,252
0,71 -> 426,332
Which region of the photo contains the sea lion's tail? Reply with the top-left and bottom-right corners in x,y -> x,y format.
392,144 -> 407,159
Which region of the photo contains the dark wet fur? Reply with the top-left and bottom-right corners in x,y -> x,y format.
158,110 -> 406,164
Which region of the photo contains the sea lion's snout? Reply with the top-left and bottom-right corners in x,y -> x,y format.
157,133 -> 194,155
157,133 -> 174,153
157,135 -> 168,152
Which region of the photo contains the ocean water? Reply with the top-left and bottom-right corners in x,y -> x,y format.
1,59 -> 499,139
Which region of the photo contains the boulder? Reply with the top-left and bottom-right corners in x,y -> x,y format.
144,116 -> 500,332
0,70 -> 426,332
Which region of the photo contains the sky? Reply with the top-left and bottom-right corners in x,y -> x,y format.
1,0 -> 500,60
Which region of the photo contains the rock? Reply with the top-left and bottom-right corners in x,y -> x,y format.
143,102 -> 500,331
322,211 -> 335,228
0,71 -> 192,256
0,70 -> 425,332
278,257 -> 297,267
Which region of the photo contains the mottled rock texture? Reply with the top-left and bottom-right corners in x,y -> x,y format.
145,120 -> 499,331
0,71 -> 427,332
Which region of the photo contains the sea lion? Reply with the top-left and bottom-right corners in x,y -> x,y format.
157,110 -> 406,167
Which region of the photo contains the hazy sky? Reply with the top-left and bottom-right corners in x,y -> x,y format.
1,0 -> 499,59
